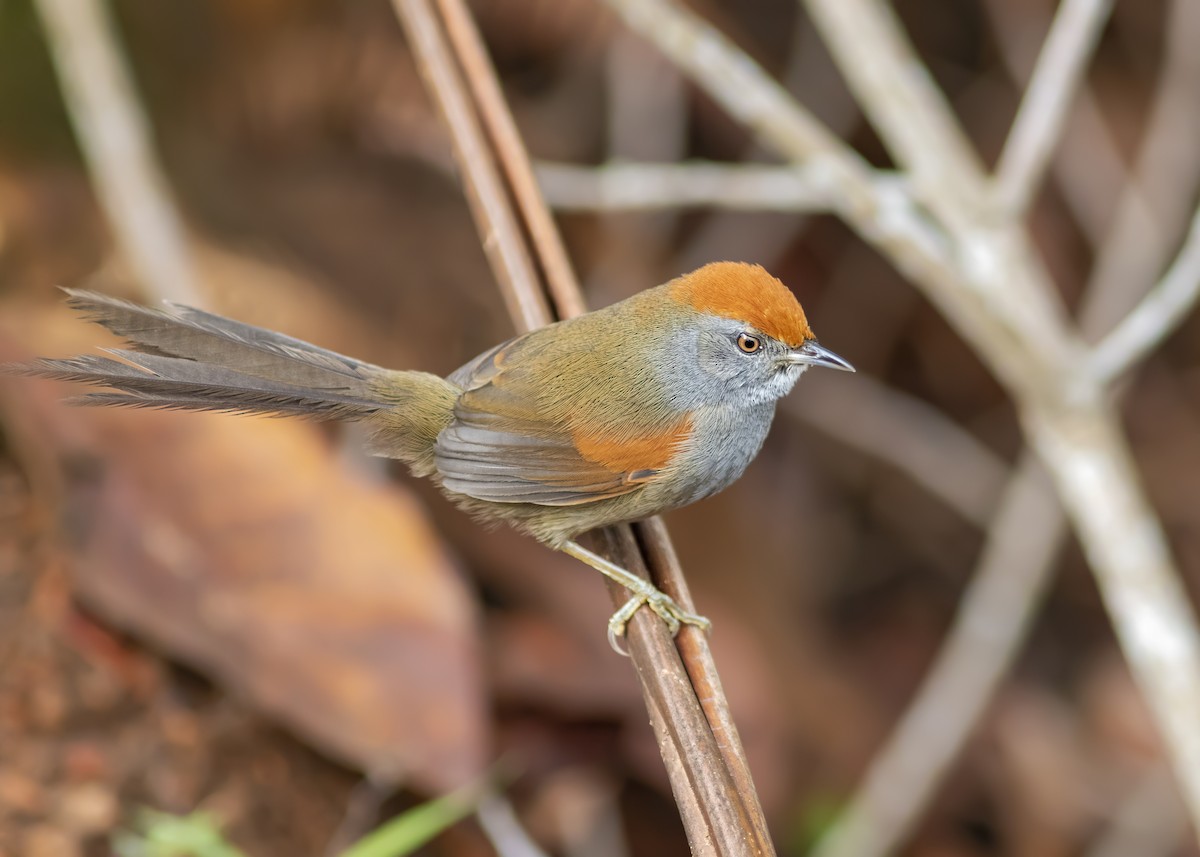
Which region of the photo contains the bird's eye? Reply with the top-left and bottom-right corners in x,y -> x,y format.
736,333 -> 761,354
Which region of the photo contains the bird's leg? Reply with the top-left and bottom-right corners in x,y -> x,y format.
561,540 -> 712,654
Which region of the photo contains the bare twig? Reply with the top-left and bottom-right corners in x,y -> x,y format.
673,19 -> 861,272
389,0 -> 551,332
389,1 -> 774,853
1091,203 -> 1200,382
783,373 -> 1008,528
632,517 -> 768,839
991,0 -> 1114,216
595,527 -> 762,857
476,793 -> 552,857
813,454 -> 1063,857
33,0 -> 201,305
813,188 -> 1200,857
586,31 -> 688,299
1074,0 -> 1200,335
809,8 -> 1200,838
810,227 -> 1200,857
984,0 -> 1135,246
433,0 -> 586,318
1022,390 -> 1200,835
799,0 -> 987,223
535,161 -> 905,213
845,15 -> 1199,844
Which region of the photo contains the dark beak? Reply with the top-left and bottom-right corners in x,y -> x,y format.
789,340 -> 855,372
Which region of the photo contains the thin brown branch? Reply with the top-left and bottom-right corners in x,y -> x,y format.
634,518 -> 767,839
388,1 -> 774,853
390,0 -> 550,333
433,0 -> 587,318
594,527 -> 757,857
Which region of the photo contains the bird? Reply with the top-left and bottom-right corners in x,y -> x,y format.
17,261 -> 854,653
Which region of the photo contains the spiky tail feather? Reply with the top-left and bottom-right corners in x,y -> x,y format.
23,350 -> 384,418
9,290 -> 397,418
12,291 -> 462,471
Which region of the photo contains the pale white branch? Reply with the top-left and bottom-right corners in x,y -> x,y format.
813,454 -> 1064,857
1090,203 -> 1200,383
603,0 -> 1072,397
603,0 -> 1200,846
812,3 -> 1200,835
476,793 -> 553,857
812,186 -> 1191,857
1024,401 -> 1200,820
984,0 -> 1142,249
784,373 -> 1007,528
672,20 -> 863,271
34,0 -> 201,305
535,161 -> 906,213
791,0 -> 1079,393
799,0 -> 987,223
991,0 -> 1114,216
1079,0 -> 1200,335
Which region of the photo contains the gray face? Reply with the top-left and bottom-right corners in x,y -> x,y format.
690,315 -> 807,407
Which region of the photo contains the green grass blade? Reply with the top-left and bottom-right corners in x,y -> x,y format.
338,781 -> 487,857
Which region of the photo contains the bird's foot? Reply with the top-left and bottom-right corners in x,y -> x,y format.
606,581 -> 712,656
561,539 -> 712,656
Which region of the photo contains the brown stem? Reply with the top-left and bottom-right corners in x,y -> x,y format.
389,0 -> 550,333
387,0 -> 775,853
433,0 -> 588,320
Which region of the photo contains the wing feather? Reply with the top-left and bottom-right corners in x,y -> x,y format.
434,332 -> 690,507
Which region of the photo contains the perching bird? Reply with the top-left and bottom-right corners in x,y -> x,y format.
18,262 -> 853,652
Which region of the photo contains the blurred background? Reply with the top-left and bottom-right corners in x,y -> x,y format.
1,0 -> 1198,855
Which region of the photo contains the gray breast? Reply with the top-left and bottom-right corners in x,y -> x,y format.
659,402 -> 776,508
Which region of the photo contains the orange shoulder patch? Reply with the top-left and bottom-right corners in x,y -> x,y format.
670,261 -> 812,346
571,415 -> 694,478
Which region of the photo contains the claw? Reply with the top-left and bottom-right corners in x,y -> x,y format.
607,624 -> 630,657
607,595 -> 642,656
604,591 -> 711,655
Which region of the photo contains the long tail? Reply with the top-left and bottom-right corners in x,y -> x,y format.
19,290 -> 396,419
